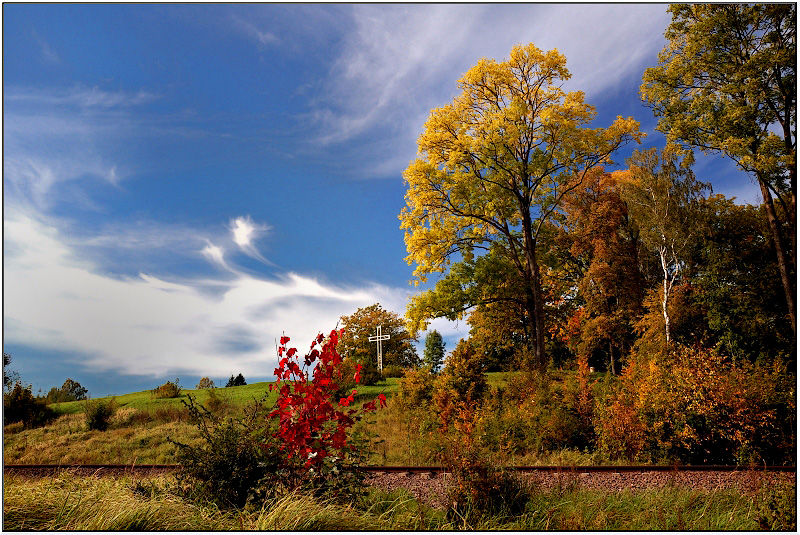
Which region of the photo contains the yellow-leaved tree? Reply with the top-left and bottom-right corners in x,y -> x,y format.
399,44 -> 642,368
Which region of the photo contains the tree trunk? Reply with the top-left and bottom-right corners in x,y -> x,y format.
758,178 -> 796,332
521,208 -> 547,370
530,251 -> 547,369
609,341 -> 616,375
659,246 -> 672,348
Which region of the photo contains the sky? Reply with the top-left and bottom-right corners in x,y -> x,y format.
3,4 -> 761,397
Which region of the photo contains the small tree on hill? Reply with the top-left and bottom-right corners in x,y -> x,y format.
338,303 -> 420,385
196,377 -> 215,389
4,382 -> 55,427
46,378 -> 88,403
3,353 -> 20,392
226,373 -> 246,387
423,330 -> 445,373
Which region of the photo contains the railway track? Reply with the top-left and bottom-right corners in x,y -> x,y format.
4,463 -> 795,476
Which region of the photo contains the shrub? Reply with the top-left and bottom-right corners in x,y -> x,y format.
395,366 -> 435,409
595,345 -> 796,464
756,477 -> 796,531
84,398 -> 116,431
196,377 -> 215,389
171,394 -> 281,508
225,373 -> 246,387
380,365 -> 405,379
204,387 -> 229,413
474,370 -> 590,458
432,340 -> 487,428
269,330 -> 386,495
151,379 -> 182,399
3,382 -> 55,428
442,407 -> 530,525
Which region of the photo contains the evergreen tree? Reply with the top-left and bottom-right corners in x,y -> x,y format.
423,330 -> 446,373
226,373 -> 246,387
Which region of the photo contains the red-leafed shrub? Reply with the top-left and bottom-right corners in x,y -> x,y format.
269,330 -> 386,490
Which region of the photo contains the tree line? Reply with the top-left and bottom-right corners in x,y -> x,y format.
400,4 -> 795,374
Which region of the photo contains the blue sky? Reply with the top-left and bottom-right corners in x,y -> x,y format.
3,4 -> 760,397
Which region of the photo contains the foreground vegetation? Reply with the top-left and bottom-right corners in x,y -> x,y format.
4,471 -> 793,531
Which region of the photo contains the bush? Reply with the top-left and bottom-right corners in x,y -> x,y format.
432,340 -> 487,428
204,387 -> 229,413
225,373 -> 246,387
84,398 -> 116,431
594,345 -> 796,464
151,379 -> 182,399
171,394 -> 281,508
474,370 -> 590,458
395,367 -> 435,409
196,377 -> 214,389
380,365 -> 405,379
756,477 -> 796,531
442,408 -> 530,525
269,331 -> 386,496
3,382 -> 55,428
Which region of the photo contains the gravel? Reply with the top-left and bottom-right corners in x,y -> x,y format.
365,469 -> 796,509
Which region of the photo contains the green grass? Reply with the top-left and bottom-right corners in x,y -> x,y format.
4,471 -> 790,531
48,382 -> 279,416
49,377 -> 404,416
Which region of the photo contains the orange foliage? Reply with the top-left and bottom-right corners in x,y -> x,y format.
595,345 -> 795,464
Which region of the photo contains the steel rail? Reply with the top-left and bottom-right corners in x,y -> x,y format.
4,464 -> 796,474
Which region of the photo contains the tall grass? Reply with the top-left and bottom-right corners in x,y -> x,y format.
3,473 -> 230,530
4,471 -> 781,531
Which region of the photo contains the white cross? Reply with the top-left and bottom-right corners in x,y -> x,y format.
368,325 -> 391,372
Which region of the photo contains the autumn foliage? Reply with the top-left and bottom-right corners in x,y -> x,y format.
269,330 -> 386,471
595,345 -> 795,464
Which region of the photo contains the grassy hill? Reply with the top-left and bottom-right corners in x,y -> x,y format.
49,381 -> 278,416
4,377 -> 404,466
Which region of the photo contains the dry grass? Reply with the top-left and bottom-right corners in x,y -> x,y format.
3,472 -> 230,530
4,412 -> 201,464
4,471 -> 781,531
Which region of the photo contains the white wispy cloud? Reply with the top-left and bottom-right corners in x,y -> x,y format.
201,240 -> 233,272
31,30 -> 60,64
230,15 -> 280,46
3,86 -> 159,211
229,215 -> 273,264
5,86 -> 159,109
303,4 -> 669,175
3,210 -> 454,380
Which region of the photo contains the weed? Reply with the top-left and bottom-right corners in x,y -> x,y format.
756,477 -> 796,530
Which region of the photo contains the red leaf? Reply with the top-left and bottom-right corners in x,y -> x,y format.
378,393 -> 387,408
280,336 -> 290,345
